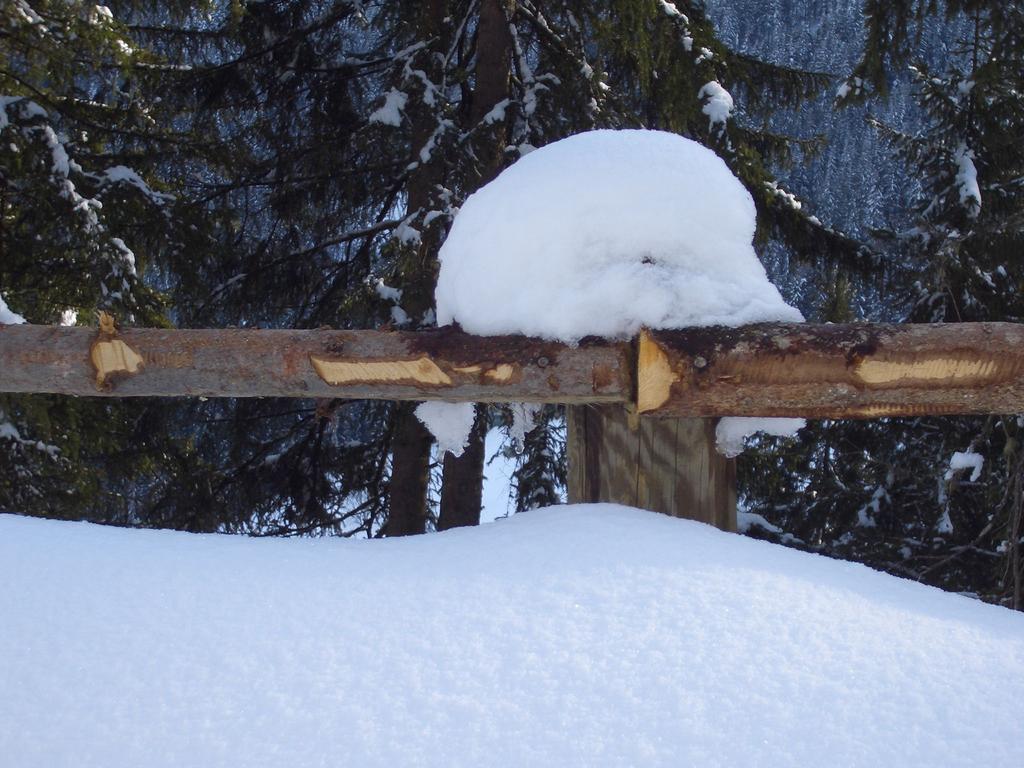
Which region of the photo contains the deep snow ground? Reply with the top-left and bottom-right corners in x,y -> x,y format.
2,505 -> 1022,768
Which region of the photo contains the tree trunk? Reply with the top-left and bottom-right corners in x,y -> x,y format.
437,406 -> 488,530
384,0 -> 447,537
469,0 -> 514,168
385,401 -> 433,536
436,0 -> 515,530
566,405 -> 736,531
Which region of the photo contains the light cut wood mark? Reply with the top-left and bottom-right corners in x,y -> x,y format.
310,355 -> 453,387
98,311 -> 117,335
637,329 -> 675,413
483,363 -> 516,382
844,403 -> 962,418
91,338 -> 144,389
854,356 -> 999,385
90,313 -> 144,390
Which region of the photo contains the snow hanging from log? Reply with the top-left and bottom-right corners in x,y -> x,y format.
715,417 -> 806,458
415,401 -> 476,457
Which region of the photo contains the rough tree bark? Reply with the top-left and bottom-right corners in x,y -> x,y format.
384,401 -> 434,537
437,408 -> 489,530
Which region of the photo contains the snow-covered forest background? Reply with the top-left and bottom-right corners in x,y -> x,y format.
2,0 -> 1023,611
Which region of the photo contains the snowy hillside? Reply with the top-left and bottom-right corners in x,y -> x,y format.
706,0 -> 960,237
2,507 -> 1022,768
704,0 -> 964,318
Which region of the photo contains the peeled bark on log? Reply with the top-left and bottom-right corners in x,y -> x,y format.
0,325 -> 632,403
639,323 -> 1024,419
6,322 -> 1024,418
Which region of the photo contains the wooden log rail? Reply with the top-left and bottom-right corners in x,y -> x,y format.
0,323 -> 632,403
638,323 -> 1024,418
3,320 -> 1024,418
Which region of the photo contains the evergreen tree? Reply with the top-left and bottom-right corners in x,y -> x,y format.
0,1 -> 212,521
509,405 -> 566,512
746,1 -> 1024,608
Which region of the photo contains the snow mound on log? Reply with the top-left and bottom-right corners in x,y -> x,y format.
436,129 -> 802,342
3,506 -> 1023,767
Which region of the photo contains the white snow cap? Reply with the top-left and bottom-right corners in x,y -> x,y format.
368,88 -> 408,127
698,81 -> 734,129
954,142 -> 981,216
946,450 -> 984,483
436,129 -> 802,342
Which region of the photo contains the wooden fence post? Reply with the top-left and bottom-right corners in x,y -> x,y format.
566,406 -> 736,531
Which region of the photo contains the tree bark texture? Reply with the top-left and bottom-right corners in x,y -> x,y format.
469,0 -> 514,184
437,406 -> 488,531
385,401 -> 433,537
386,0 -> 455,537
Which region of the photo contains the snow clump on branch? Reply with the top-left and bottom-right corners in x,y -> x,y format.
0,293 -> 26,325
